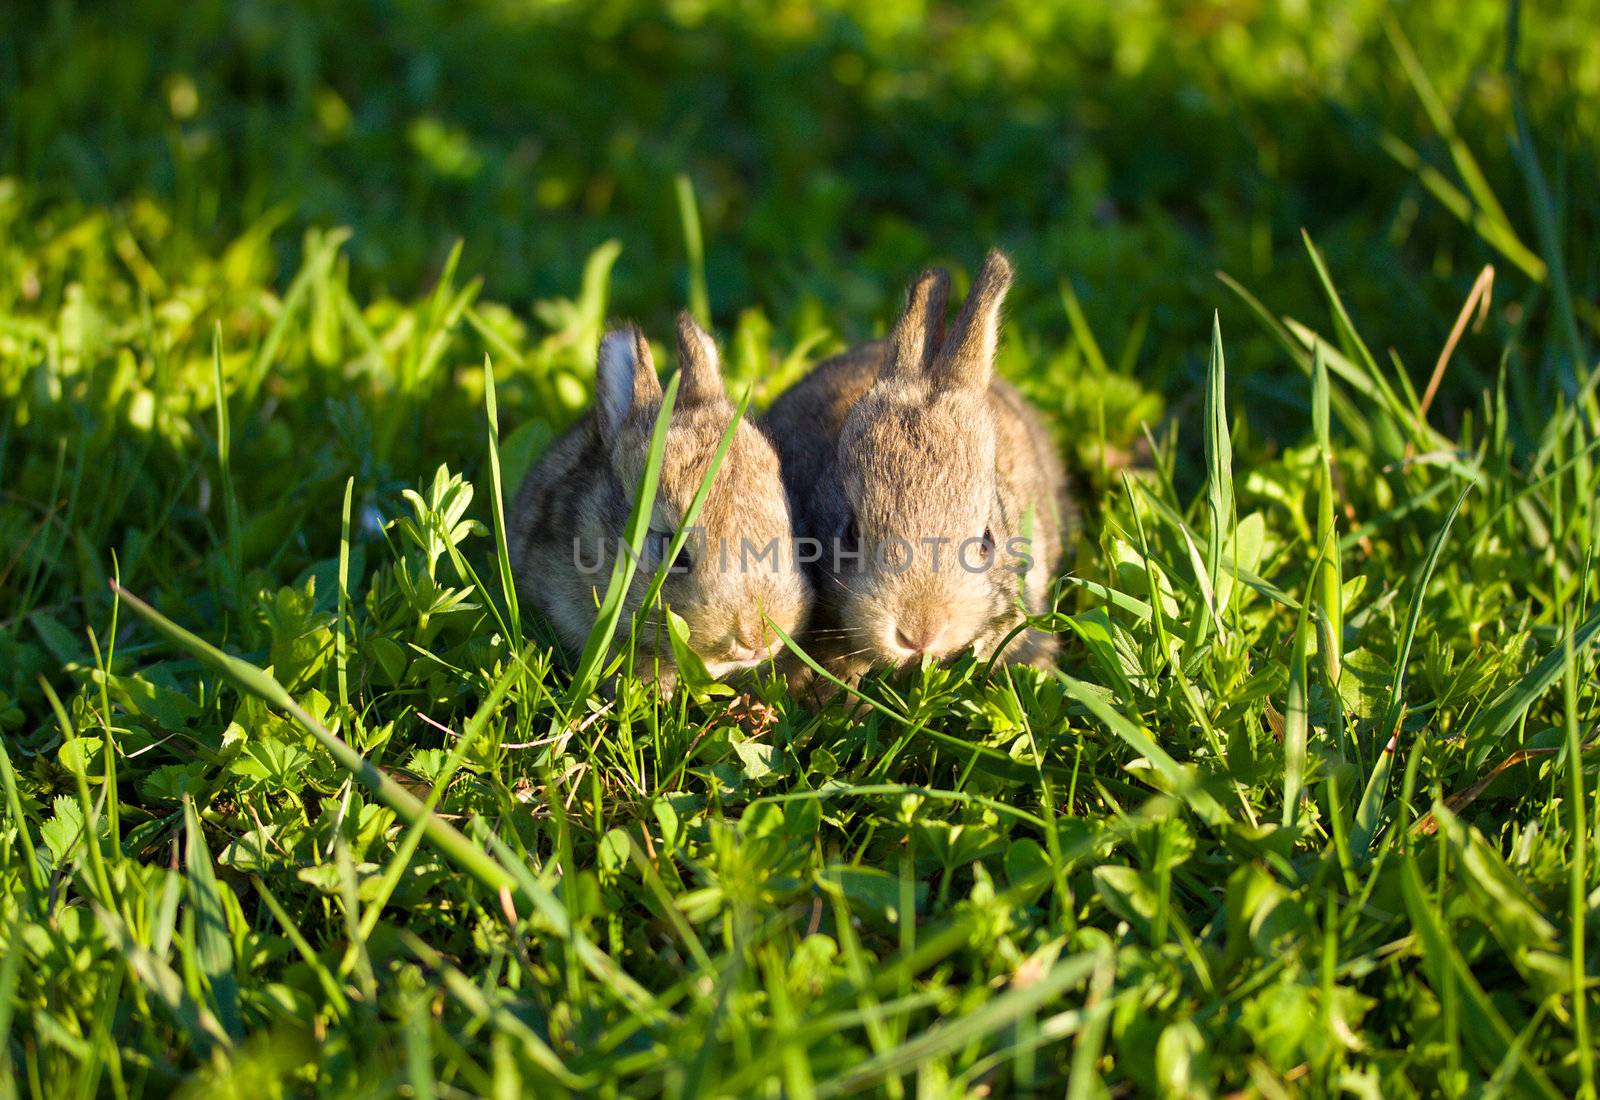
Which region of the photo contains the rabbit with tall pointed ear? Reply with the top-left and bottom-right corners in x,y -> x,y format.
765,250 -> 1071,684
510,314 -> 811,686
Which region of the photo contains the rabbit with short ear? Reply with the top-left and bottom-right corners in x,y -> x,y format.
765,249 -> 1071,684
509,314 -> 811,686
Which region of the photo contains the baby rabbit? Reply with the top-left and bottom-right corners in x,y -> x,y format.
766,250 -> 1070,683
510,314 -> 811,685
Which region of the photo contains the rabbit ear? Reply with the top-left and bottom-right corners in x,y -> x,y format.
675,313 -> 725,404
931,249 -> 1013,391
596,324 -> 661,438
883,268 -> 950,380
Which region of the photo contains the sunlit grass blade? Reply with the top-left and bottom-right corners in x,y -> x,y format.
336,476 -> 353,714
482,354 -> 521,644
1055,672 -> 1228,826
1381,480 -> 1473,739
1375,130 -> 1546,282
400,932 -> 590,1090
1560,620 -> 1595,1095
636,381 -> 750,619
1458,605 -> 1600,766
575,240 -> 624,358
1352,483 -> 1472,853
351,652 -> 526,947
1215,270 -> 1309,373
0,740 -> 45,906
1189,311 -> 1233,652
1300,230 -> 1418,431
1381,13 -> 1517,239
767,616 -> 911,724
110,579 -> 520,902
1311,343 -> 1344,687
1060,578 -> 1153,623
813,950 -> 1102,1098
1281,556 -> 1312,829
242,227 -> 347,401
1060,278 -> 1110,374
568,372 -> 680,702
675,174 -> 710,328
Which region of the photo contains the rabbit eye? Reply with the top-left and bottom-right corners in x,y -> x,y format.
979,527 -> 995,560
649,529 -> 691,572
840,511 -> 861,550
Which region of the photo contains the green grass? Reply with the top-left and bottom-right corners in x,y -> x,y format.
3,0 -> 1600,1095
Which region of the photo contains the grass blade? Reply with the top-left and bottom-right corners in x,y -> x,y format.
1311,343 -> 1344,687
1399,859 -> 1563,1099
112,579 -> 663,1019
675,174 -> 710,328
249,875 -> 351,1021
1352,483 -> 1472,853
243,227 -> 347,401
813,950 -> 1103,1098
336,476 -> 353,714
1055,672 -> 1228,826
482,354 -> 522,645
1192,311 -> 1233,652
211,323 -> 243,605
1281,564 -> 1312,829
0,740 -> 45,906
110,579 -> 519,901
91,901 -> 233,1057
636,380 -> 751,621
1300,230 -> 1417,431
1060,279 -> 1110,375
1560,622 -> 1595,1095
0,913 -> 23,1098
1381,13 -> 1516,233
1460,606 -> 1600,767
568,372 -> 680,702
182,797 -> 243,1040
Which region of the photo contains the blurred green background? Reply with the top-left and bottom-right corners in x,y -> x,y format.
6,0 -> 1595,416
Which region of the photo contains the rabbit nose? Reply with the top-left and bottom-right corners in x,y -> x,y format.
735,615 -> 769,651
892,617 -> 946,657
723,616 -> 777,664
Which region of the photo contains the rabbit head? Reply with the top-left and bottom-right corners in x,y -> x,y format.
594,314 -> 810,677
829,251 -> 1034,665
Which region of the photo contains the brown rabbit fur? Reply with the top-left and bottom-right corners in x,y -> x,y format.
510,314 -> 811,685
765,250 -> 1070,684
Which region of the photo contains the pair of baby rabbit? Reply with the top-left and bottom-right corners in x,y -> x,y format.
509,249 -> 1071,693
